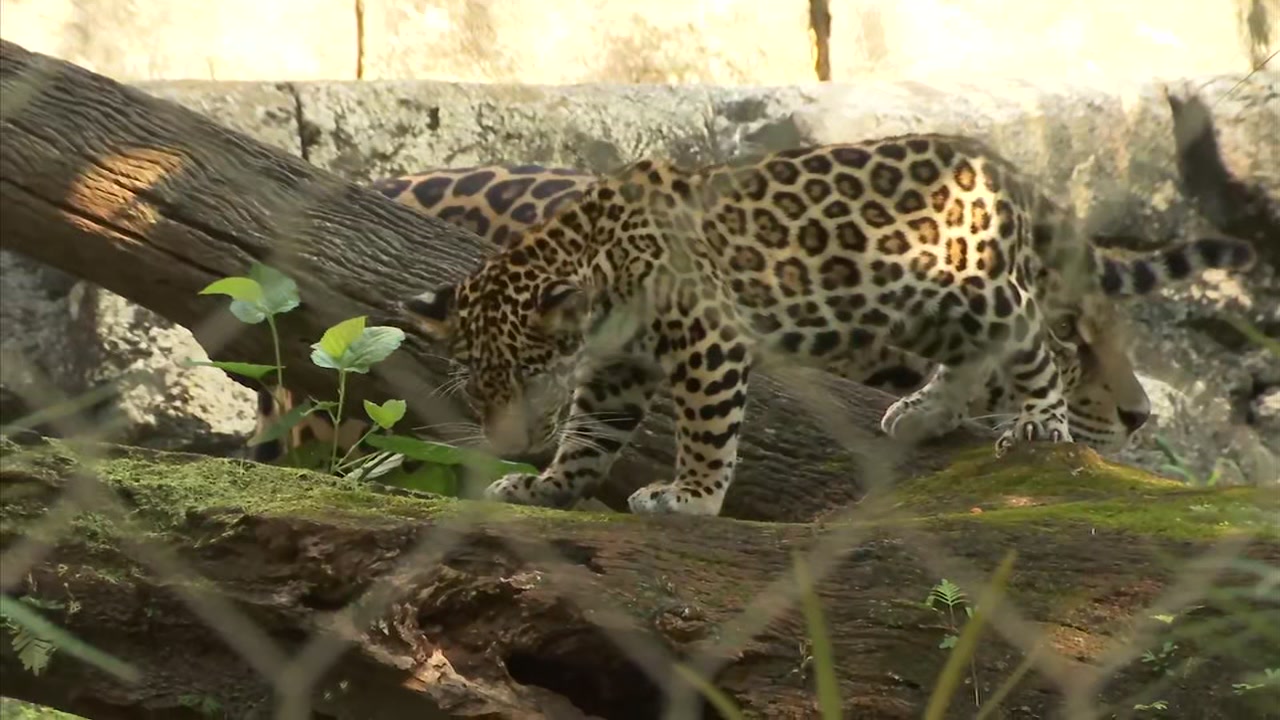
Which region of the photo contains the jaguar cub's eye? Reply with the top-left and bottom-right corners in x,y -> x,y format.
1052,316 -> 1077,339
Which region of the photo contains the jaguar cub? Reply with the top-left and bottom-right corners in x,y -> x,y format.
406,134 -> 1256,516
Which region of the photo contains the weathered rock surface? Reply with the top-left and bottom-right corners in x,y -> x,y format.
1,72 -> 1276,482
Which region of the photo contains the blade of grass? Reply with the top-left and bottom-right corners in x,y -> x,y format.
1,594 -> 141,683
975,639 -> 1044,720
794,553 -> 843,718
671,662 -> 746,720
924,550 -> 1017,720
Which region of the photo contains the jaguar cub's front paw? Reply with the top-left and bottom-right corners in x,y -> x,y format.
484,472 -> 576,509
881,395 -> 964,443
626,482 -> 723,516
993,414 -> 1073,457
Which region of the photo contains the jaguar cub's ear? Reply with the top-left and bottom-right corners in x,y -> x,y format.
537,280 -> 586,335
403,285 -> 457,342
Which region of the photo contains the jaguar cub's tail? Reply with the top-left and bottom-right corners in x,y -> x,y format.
1095,237 -> 1257,297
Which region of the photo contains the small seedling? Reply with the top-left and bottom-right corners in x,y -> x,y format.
923,576 -> 983,711
1,594 -> 138,681
924,579 -> 971,650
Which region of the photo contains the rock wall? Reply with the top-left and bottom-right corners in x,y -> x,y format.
0,0 -> 1274,84
1,70 -> 1277,484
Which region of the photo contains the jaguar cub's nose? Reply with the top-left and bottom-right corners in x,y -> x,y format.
484,405 -> 532,457
1117,408 -> 1150,433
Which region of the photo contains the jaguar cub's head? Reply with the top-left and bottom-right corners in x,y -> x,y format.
1061,235 -> 1258,450
404,260 -> 588,456
1050,298 -> 1153,452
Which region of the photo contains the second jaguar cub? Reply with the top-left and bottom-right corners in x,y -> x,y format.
407,134 -> 1256,515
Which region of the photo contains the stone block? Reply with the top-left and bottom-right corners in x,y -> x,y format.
827,0 -> 1264,83
0,0 -> 357,80
358,0 -> 818,84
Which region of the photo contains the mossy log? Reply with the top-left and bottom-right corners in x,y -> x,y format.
0,39 -> 986,523
1,437 -> 1277,719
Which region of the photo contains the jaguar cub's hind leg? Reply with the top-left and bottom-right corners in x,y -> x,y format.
485,359 -> 662,508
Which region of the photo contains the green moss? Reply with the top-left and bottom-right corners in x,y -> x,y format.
1,439 -> 639,543
3,438 -> 1274,547
892,444 -> 1279,541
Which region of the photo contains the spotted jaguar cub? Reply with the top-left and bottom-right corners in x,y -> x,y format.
253,163 -> 1048,465
409,137 -> 1257,514
407,133 -> 1257,516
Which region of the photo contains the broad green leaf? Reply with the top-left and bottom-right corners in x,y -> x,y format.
364,434 -> 539,480
182,359 -> 280,381
342,326 -> 406,373
247,400 -> 315,447
365,434 -> 467,464
363,399 -> 407,430
199,276 -> 263,303
382,463 -> 458,496
228,299 -> 269,325
250,263 -> 301,317
484,458 -> 541,478
311,316 -> 367,370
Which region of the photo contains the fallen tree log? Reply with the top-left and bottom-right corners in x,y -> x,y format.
0,39 -> 982,523
1,437 -> 1276,719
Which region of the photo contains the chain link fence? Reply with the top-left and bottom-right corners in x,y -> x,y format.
1,35 -> 1278,720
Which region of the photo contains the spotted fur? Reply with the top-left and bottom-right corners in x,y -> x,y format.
253,163 -> 1042,464
405,133 -> 1257,515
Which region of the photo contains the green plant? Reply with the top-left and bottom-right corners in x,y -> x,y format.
1139,612 -> 1184,678
196,262 -> 299,392
924,579 -> 971,650
176,694 -> 223,718
193,262 -> 300,463
194,264 -> 538,497
925,553 -> 1015,718
1232,667 -> 1279,695
305,314 -> 406,471
1152,435 -> 1223,486
1140,641 -> 1181,675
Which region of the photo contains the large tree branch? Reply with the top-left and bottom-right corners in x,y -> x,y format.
0,39 -> 983,522
1,438 -> 1275,719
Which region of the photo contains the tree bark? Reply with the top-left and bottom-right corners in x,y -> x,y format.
2,437 -> 1276,720
0,39 -> 983,523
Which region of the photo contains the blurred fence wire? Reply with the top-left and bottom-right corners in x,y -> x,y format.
0,40 -> 1277,720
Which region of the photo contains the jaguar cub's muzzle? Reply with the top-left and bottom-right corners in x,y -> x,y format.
483,401 -> 535,457
481,394 -> 567,457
